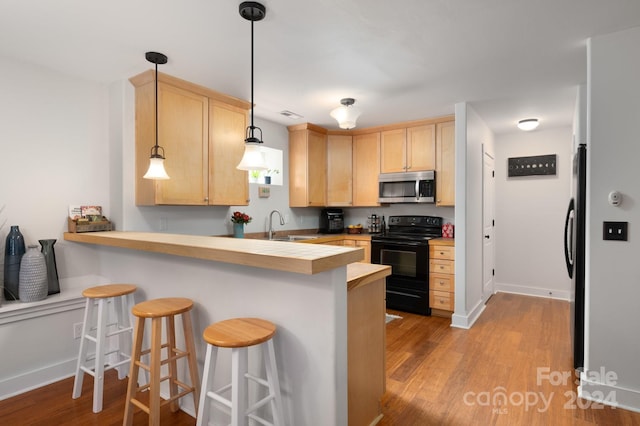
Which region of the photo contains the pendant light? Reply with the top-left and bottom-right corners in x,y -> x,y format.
237,1 -> 268,171
330,98 -> 362,129
143,51 -> 170,180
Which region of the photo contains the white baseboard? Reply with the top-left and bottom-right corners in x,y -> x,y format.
494,282 -> 570,301
0,358 -> 76,400
451,298 -> 485,329
579,369 -> 640,413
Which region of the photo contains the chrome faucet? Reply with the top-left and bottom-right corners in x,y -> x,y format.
268,210 -> 285,240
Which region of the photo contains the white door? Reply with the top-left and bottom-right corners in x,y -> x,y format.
482,148 -> 495,303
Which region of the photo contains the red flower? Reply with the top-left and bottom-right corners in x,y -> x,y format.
231,211 -> 252,224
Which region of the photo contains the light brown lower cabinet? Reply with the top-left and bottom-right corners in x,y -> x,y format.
429,242 -> 455,315
343,238 -> 371,263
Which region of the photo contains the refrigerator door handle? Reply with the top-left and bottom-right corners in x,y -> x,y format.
564,198 -> 575,278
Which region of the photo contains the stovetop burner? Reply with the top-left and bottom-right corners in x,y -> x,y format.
373,215 -> 443,242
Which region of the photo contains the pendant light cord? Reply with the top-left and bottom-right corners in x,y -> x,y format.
154,61 -> 159,152
250,18 -> 255,133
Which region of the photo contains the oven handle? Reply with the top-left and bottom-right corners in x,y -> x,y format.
371,239 -> 427,247
387,289 -> 421,299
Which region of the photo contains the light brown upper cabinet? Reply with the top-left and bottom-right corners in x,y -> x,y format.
380,124 -> 435,173
288,124 -> 327,207
327,135 -> 353,206
353,132 -> 381,207
131,70 -> 250,206
436,120 -> 455,206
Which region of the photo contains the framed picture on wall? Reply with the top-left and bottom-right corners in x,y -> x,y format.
508,154 -> 557,177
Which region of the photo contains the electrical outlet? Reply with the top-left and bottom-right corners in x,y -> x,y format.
603,221 -> 628,241
73,322 -> 83,339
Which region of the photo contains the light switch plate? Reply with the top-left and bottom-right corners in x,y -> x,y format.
603,221 -> 628,241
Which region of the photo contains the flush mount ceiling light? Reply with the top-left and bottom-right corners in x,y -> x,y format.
517,118 -> 539,131
237,1 -> 268,171
330,98 -> 362,129
143,51 -> 170,180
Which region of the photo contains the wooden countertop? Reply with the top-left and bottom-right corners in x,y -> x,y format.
64,231 -> 364,275
346,263 -> 391,291
430,238 -> 455,246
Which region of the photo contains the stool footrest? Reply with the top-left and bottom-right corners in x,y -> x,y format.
79,355 -> 131,377
248,413 -> 276,426
82,326 -> 132,343
130,397 -> 150,414
135,348 -> 189,373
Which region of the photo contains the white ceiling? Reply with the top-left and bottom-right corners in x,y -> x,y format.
1,0 -> 639,135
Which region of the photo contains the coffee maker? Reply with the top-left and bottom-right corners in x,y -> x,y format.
319,209 -> 344,234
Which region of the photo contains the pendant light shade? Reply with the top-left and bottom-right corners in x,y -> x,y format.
330,98 -> 362,129
237,1 -> 268,171
143,51 -> 170,180
517,118 -> 539,131
144,157 -> 170,179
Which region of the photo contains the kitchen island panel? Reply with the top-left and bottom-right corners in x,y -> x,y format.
83,244 -> 348,425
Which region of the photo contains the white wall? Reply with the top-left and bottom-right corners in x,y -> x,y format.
452,102 -> 495,328
0,55 -> 111,395
582,26 -> 640,411
494,127 -> 573,299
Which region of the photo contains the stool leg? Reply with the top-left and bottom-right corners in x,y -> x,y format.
182,311 -> 201,413
124,316 -> 144,426
91,298 -> 108,413
72,298 -> 93,400
149,316 -> 162,426
196,344 -> 217,426
166,314 -> 180,413
231,347 -> 248,426
114,294 -> 131,380
264,339 -> 285,426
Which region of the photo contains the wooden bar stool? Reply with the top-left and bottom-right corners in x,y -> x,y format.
72,283 -> 137,413
196,318 -> 284,426
124,297 -> 200,426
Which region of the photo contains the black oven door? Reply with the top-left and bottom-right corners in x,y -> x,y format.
371,239 -> 431,315
371,240 -> 428,281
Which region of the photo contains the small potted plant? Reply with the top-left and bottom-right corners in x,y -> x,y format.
230,211 -> 252,238
264,169 -> 279,185
249,170 -> 261,183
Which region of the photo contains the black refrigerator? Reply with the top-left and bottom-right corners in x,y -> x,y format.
564,143 -> 586,371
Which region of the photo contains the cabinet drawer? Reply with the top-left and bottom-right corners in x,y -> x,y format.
429,290 -> 453,311
429,245 -> 454,260
430,259 -> 454,274
430,273 -> 455,292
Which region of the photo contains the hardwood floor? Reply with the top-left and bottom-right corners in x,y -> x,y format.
380,293 -> 640,425
1,292 -> 639,425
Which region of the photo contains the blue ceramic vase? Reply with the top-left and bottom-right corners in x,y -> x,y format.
4,225 -> 26,301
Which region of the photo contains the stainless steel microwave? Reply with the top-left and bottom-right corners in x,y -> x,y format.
378,171 -> 435,203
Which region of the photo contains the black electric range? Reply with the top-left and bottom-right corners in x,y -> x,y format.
371,216 -> 443,315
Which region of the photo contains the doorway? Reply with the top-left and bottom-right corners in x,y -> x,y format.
482,147 -> 495,303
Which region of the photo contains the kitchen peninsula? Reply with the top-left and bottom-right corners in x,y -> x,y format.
64,231 -> 390,425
